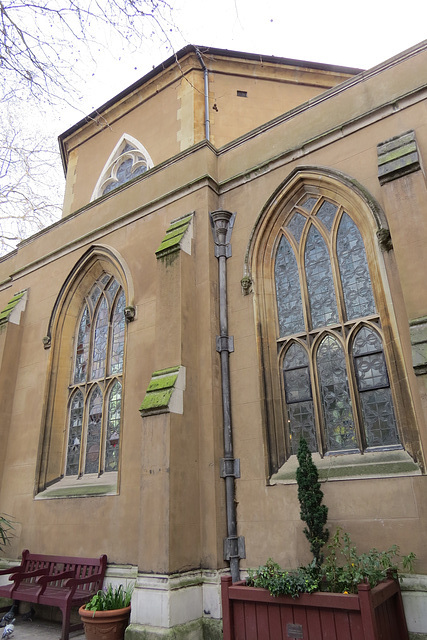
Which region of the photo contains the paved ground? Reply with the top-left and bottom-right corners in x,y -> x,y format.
0,616 -> 85,639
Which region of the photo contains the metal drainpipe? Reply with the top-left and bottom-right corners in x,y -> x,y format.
195,48 -> 210,141
210,210 -> 245,583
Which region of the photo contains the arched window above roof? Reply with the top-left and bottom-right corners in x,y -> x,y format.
91,134 -> 153,201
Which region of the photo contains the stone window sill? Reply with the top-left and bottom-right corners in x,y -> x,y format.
270,448 -> 421,484
35,472 -> 118,499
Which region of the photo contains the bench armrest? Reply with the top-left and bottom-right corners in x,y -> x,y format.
10,567 -> 50,589
35,570 -> 76,596
63,572 -> 104,597
0,565 -> 21,576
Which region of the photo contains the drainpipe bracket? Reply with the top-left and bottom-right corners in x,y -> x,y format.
220,457 -> 240,479
214,244 -> 232,259
224,536 -> 246,561
216,335 -> 234,353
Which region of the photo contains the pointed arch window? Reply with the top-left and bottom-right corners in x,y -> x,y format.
277,194 -> 400,456
91,135 -> 154,200
65,273 -> 125,477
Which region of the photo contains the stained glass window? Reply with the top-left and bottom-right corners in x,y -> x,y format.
74,307 -> 90,384
305,226 -> 338,328
317,336 -> 356,451
110,291 -> 125,375
66,391 -> 84,476
283,343 -> 316,454
85,386 -> 102,474
101,146 -> 149,196
273,194 -> 400,456
66,273 -> 125,476
105,381 -> 122,471
275,236 -> 304,335
353,327 -> 399,447
337,214 -> 376,320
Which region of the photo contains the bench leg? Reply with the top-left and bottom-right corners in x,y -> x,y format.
59,603 -> 72,640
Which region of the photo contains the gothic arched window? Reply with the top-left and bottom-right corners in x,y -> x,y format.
65,273 -> 125,477
91,135 -> 153,200
276,195 -> 400,456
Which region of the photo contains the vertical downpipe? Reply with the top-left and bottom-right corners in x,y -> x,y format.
195,48 -> 210,141
210,210 -> 244,583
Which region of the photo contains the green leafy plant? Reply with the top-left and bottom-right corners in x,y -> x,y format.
244,441 -> 416,598
247,559 -> 319,598
321,528 -> 416,594
0,514 -> 15,552
296,437 -> 329,567
85,582 -> 134,612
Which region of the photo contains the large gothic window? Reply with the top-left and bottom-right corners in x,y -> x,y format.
65,273 -> 125,477
275,194 -> 400,456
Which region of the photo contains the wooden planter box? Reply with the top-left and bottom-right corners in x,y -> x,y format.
221,575 -> 409,640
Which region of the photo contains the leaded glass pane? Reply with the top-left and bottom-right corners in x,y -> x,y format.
305,226 -> 338,328
106,278 -> 119,303
111,290 -> 125,374
116,157 -> 133,183
105,381 -> 122,471
359,388 -> 399,447
91,297 -> 109,380
353,327 -> 399,447
353,326 -> 382,356
74,306 -> 90,384
85,386 -> 102,474
90,284 -> 102,308
317,336 -> 356,451
283,344 -> 317,453
337,213 -> 376,320
300,196 -> 317,212
275,236 -> 304,335
286,212 -> 306,243
316,201 -> 338,231
66,391 -> 83,476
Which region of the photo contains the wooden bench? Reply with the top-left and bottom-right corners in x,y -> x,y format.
0,550 -> 107,640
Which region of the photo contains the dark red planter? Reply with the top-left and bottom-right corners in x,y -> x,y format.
221,576 -> 409,640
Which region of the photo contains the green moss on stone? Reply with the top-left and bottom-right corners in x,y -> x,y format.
0,291 -> 26,326
139,366 -> 181,414
40,484 -> 116,498
146,374 -> 179,392
125,618 -> 222,640
156,214 -> 193,258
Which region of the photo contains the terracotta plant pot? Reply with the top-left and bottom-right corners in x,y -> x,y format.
79,604 -> 131,640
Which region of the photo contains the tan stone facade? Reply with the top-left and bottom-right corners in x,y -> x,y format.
1,44 -> 427,637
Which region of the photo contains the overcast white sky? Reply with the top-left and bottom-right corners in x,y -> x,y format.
54,0 -> 427,134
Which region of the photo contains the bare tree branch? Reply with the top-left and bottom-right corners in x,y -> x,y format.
0,0 -> 179,254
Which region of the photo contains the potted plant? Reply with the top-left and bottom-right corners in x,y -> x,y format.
79,582 -> 134,640
221,438 -> 415,640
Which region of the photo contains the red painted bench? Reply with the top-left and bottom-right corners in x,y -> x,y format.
0,550 -> 107,640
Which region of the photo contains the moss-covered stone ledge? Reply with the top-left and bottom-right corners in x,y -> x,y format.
155,213 -> 194,259
139,366 -> 186,416
270,448 -> 420,484
377,130 -> 421,185
0,289 -> 28,328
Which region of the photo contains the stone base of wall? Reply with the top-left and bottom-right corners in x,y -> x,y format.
402,575 -> 427,637
125,618 -> 222,640
107,566 -> 224,638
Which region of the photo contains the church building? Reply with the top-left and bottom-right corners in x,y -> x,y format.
1,43 -> 427,638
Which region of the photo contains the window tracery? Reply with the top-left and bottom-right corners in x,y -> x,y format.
275,193 -> 400,457
91,135 -> 153,201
